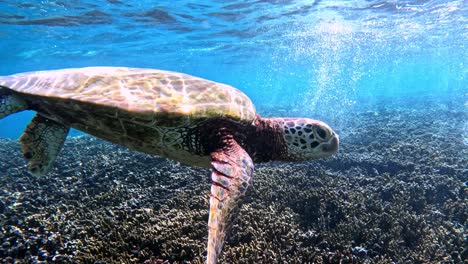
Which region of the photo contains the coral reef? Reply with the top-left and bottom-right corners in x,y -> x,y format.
0,101 -> 466,263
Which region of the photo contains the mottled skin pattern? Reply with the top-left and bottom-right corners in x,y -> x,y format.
0,67 -> 339,264
20,115 -> 69,175
0,88 -> 27,118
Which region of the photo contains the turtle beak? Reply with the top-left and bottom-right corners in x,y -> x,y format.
321,133 -> 339,154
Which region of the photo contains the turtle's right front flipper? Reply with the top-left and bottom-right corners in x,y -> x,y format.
207,138 -> 254,264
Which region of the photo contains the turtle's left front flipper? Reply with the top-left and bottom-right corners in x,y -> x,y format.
207,138 -> 254,264
20,114 -> 69,176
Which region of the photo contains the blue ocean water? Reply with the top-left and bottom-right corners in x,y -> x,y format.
0,0 -> 466,140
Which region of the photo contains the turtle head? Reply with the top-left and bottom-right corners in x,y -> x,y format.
273,118 -> 339,161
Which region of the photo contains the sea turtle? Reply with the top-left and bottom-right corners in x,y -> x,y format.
0,67 -> 339,263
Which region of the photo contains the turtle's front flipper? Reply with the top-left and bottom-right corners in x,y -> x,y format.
20,114 -> 69,176
207,138 -> 254,264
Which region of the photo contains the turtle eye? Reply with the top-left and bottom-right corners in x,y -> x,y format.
316,126 -> 328,140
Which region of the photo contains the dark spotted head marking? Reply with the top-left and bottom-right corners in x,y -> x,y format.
267,117 -> 339,160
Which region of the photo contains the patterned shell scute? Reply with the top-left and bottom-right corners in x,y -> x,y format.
0,67 -> 257,123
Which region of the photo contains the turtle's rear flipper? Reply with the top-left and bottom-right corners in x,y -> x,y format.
20,114 -> 69,176
207,138 -> 254,263
0,87 -> 28,119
